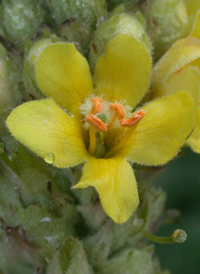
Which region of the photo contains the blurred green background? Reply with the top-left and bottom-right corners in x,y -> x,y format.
153,148 -> 200,274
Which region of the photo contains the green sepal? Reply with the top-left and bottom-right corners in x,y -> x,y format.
58,20 -> 94,58
44,0 -> 107,28
1,0 -> 45,50
46,236 -> 93,274
97,246 -> 154,274
0,56 -> 23,134
83,221 -> 112,267
142,0 -> 192,61
106,0 -> 140,11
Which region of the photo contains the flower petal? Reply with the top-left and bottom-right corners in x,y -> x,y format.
35,43 -> 94,116
185,1 -> 200,15
190,10 -> 200,39
153,37 -> 200,83
192,109 -> 200,139
115,92 -> 194,165
153,64 -> 200,98
187,137 -> 200,153
74,157 -> 139,224
94,34 -> 151,107
6,99 -> 88,168
153,66 -> 200,139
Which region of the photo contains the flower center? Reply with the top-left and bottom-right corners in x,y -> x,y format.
80,96 -> 145,158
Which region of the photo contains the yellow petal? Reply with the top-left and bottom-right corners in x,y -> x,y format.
6,99 -> 88,168
191,108 -> 200,140
185,0 -> 200,15
154,67 -> 200,140
115,92 -> 194,165
74,157 -> 139,224
190,10 -> 200,39
153,37 -> 200,84
187,137 -> 200,153
35,43 -> 94,116
152,66 -> 200,109
94,34 -> 151,107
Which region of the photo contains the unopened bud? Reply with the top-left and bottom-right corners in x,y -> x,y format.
45,0 -> 107,28
142,0 -> 191,61
172,229 -> 187,243
89,12 -> 151,71
58,20 -> 94,57
1,0 -> 44,50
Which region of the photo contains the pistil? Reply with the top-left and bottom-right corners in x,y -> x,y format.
105,110 -> 145,158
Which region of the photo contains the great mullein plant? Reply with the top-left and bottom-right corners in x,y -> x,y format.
0,0 -> 198,273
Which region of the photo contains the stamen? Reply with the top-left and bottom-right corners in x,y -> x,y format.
120,110 -> 145,127
86,114 -> 107,132
88,126 -> 96,155
109,103 -> 125,120
91,97 -> 103,114
105,109 -> 145,158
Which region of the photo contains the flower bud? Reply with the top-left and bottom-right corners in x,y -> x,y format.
45,0 -> 107,28
172,229 -> 187,243
1,0 -> 44,50
89,12 -> 151,71
58,20 -> 94,57
142,0 -> 191,61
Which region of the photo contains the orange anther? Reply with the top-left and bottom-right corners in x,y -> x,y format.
91,97 -> 103,114
120,109 -> 145,127
109,103 -> 125,120
86,114 -> 107,132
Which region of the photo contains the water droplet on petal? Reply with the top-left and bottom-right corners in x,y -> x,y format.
44,153 -> 55,164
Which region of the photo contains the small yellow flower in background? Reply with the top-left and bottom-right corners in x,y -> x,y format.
6,34 -> 195,223
152,10 -> 200,153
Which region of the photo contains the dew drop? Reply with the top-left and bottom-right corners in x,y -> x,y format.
44,153 -> 55,164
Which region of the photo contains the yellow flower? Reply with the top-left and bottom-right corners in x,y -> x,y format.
152,10 -> 200,153
6,34 -> 194,223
